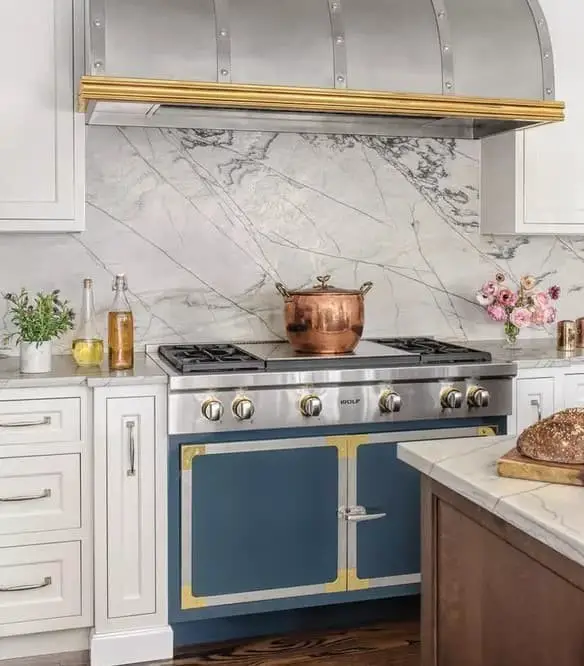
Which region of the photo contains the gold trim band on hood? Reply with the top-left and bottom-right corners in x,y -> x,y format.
78,76 -> 565,123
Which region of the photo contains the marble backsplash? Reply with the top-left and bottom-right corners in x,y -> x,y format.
2,126 -> 584,352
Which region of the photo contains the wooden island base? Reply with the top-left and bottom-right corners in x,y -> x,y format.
421,477 -> 584,666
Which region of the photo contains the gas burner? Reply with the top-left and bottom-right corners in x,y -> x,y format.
158,344 -> 265,373
371,337 -> 492,365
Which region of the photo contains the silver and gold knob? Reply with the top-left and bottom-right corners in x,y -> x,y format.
300,395 -> 323,417
440,387 -> 463,409
379,390 -> 402,413
467,386 -> 490,408
201,398 -> 224,421
232,397 -> 255,421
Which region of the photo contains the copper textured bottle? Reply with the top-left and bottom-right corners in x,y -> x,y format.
108,274 -> 134,371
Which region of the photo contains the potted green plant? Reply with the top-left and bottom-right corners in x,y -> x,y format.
4,289 -> 75,373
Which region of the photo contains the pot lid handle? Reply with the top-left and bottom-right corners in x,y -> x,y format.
316,275 -> 331,289
360,281 -> 374,295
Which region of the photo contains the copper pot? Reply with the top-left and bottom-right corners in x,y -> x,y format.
275,275 -> 374,354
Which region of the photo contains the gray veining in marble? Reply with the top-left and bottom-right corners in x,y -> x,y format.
1,127 -> 584,352
0,353 -> 166,389
398,435 -> 584,567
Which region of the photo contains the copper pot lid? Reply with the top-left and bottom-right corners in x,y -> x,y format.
276,275 -> 373,298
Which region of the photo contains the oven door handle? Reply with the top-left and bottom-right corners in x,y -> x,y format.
339,506 -> 387,522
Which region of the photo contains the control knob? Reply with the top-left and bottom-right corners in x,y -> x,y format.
232,397 -> 255,421
379,390 -> 402,414
300,395 -> 323,417
440,387 -> 463,409
201,398 -> 224,422
467,386 -> 490,408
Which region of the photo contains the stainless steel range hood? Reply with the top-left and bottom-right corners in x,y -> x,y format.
79,0 -> 564,139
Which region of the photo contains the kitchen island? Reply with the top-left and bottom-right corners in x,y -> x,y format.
398,435 -> 584,666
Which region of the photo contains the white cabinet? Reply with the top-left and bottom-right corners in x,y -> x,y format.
564,374 -> 584,408
481,0 -> 584,235
92,384 -> 172,666
106,396 -> 157,619
515,376 -> 555,434
0,0 -> 85,232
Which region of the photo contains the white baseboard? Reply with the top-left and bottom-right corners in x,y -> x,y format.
90,626 -> 173,666
1,628 -> 90,660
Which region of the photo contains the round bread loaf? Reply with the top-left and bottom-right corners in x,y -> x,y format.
517,408 -> 584,464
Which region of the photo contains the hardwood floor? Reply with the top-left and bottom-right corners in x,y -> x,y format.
2,621 -> 420,666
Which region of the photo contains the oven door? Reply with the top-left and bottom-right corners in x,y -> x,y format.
176,419 -> 503,615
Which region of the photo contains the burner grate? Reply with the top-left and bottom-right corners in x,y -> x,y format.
158,344 -> 265,373
372,337 -> 491,364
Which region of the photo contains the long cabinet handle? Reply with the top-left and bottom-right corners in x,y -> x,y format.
0,489 -> 51,503
127,421 -> 136,477
530,398 -> 542,422
0,576 -> 52,592
0,416 -> 51,428
339,506 -> 387,523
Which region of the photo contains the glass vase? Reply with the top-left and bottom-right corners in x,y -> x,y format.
503,321 -> 520,348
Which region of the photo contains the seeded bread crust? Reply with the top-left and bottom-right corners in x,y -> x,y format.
517,408 -> 584,464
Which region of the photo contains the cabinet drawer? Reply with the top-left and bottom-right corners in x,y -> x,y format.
0,454 -> 80,535
0,541 -> 81,625
516,377 -> 555,434
0,398 -> 81,446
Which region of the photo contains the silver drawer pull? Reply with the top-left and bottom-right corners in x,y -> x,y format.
339,506 -> 387,522
0,416 -> 51,428
0,576 -> 52,592
0,488 -> 51,503
127,421 -> 136,477
530,398 -> 542,422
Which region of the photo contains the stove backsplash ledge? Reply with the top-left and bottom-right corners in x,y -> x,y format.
1,127 -> 583,353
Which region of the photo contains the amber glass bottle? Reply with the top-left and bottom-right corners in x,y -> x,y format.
108,274 -> 134,371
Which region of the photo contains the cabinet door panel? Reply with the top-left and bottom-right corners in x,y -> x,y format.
516,377 -> 555,434
106,396 -> 156,618
523,0 -> 584,226
351,442 -> 420,589
0,0 -> 82,229
181,441 -> 342,608
564,374 -> 584,408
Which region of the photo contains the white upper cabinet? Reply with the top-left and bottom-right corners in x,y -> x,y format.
481,0 -> 584,235
0,0 -> 84,232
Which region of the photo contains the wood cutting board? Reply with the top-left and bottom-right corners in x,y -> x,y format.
497,448 -> 584,486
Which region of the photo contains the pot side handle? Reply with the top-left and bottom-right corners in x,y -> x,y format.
275,283 -> 291,298
360,282 -> 374,295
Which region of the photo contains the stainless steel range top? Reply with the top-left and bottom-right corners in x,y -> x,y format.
146,338 -> 515,435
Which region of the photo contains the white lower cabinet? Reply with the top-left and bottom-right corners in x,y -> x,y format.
515,376 -> 555,434
563,374 -> 584,408
106,396 -> 157,619
92,384 -> 172,666
0,541 -> 81,628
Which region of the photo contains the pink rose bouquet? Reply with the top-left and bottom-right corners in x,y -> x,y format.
475,272 -> 560,345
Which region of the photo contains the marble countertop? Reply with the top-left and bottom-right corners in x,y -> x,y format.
0,353 -> 167,389
467,338 -> 584,370
398,435 -> 584,568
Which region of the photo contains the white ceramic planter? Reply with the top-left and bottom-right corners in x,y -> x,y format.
20,341 -> 52,374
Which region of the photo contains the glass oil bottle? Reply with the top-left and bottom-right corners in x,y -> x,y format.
108,274 -> 134,371
72,278 -> 104,367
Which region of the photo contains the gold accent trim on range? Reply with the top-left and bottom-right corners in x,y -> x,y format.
181,445 -> 206,471
347,568 -> 370,591
324,569 -> 347,593
181,585 -> 207,609
326,435 -> 369,459
78,76 -> 565,122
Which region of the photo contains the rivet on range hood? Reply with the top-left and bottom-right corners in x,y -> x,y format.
79,0 -> 565,139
